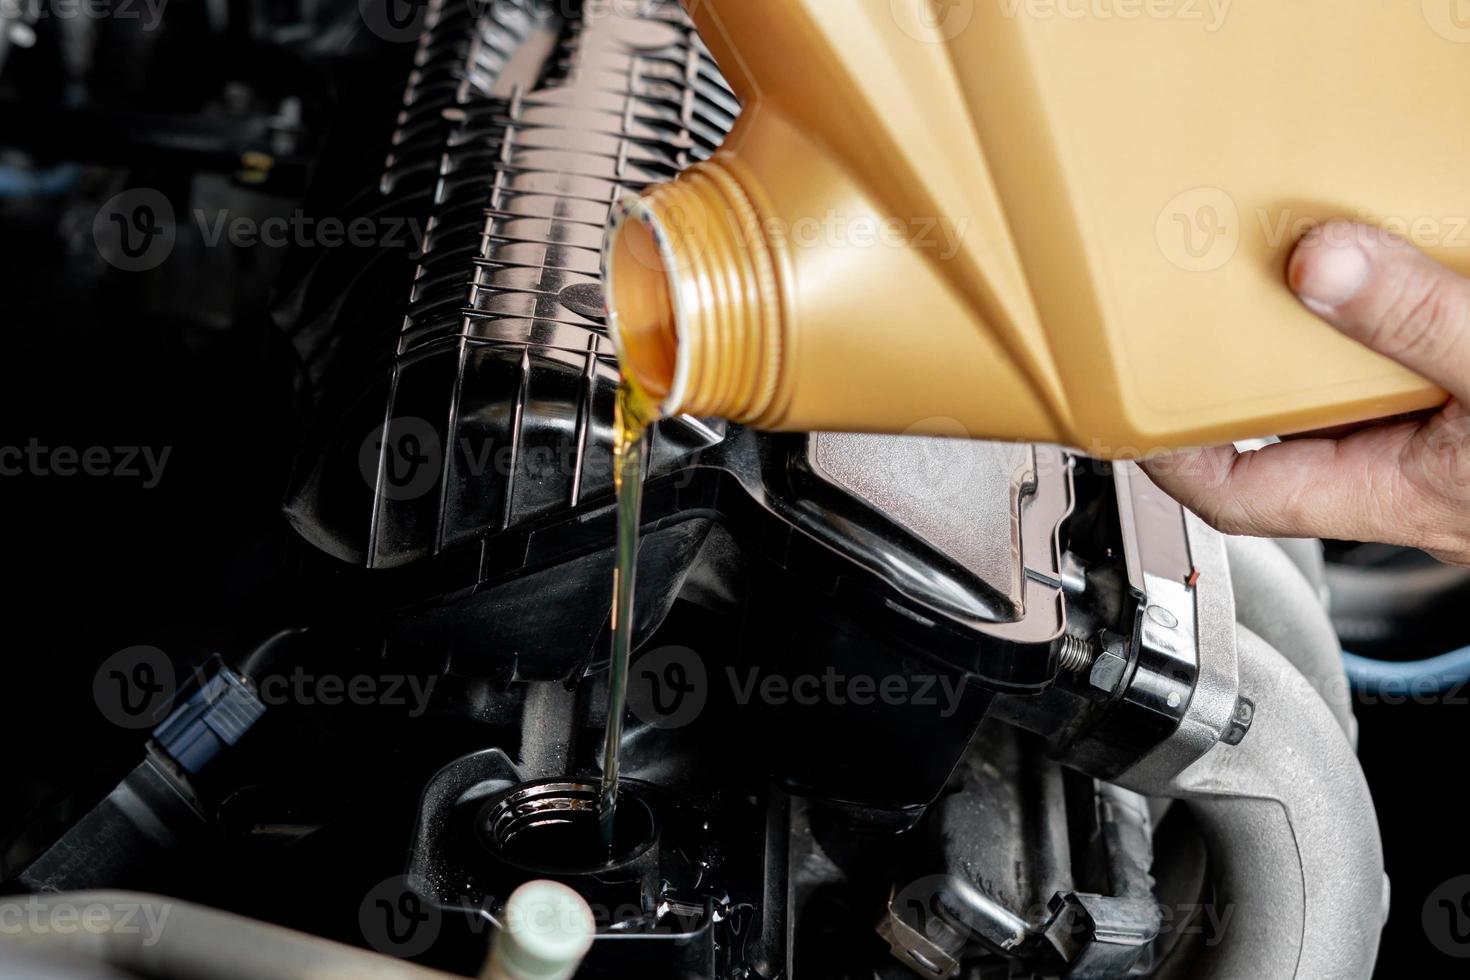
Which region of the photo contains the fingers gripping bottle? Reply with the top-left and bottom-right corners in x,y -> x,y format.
604,0 -> 1459,454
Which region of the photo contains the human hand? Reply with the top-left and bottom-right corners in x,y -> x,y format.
1142,219 -> 1470,566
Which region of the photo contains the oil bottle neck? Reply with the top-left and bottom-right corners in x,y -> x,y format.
603,159 -> 785,424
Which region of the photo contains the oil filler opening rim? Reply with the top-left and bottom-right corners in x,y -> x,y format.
478,778 -> 660,876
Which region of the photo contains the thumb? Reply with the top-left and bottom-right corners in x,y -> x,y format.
1289,219 -> 1469,402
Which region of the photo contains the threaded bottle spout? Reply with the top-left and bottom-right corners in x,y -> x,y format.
603,161 -> 784,424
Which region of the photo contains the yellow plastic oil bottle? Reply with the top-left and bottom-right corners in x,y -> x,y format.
603,0 -> 1462,454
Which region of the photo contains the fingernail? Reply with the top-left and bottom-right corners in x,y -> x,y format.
1290,238 -> 1371,313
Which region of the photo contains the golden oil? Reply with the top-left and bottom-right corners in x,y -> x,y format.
597,376 -> 660,850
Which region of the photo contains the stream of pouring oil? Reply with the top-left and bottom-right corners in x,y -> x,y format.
598,378 -> 656,852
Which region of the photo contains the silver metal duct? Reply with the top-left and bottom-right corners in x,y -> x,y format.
1225,536 -> 1355,740
1129,626 -> 1386,980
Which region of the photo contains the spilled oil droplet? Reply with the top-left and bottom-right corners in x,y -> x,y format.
598,376 -> 660,852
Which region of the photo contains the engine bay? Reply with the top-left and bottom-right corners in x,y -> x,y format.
1,1 -> 1460,977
